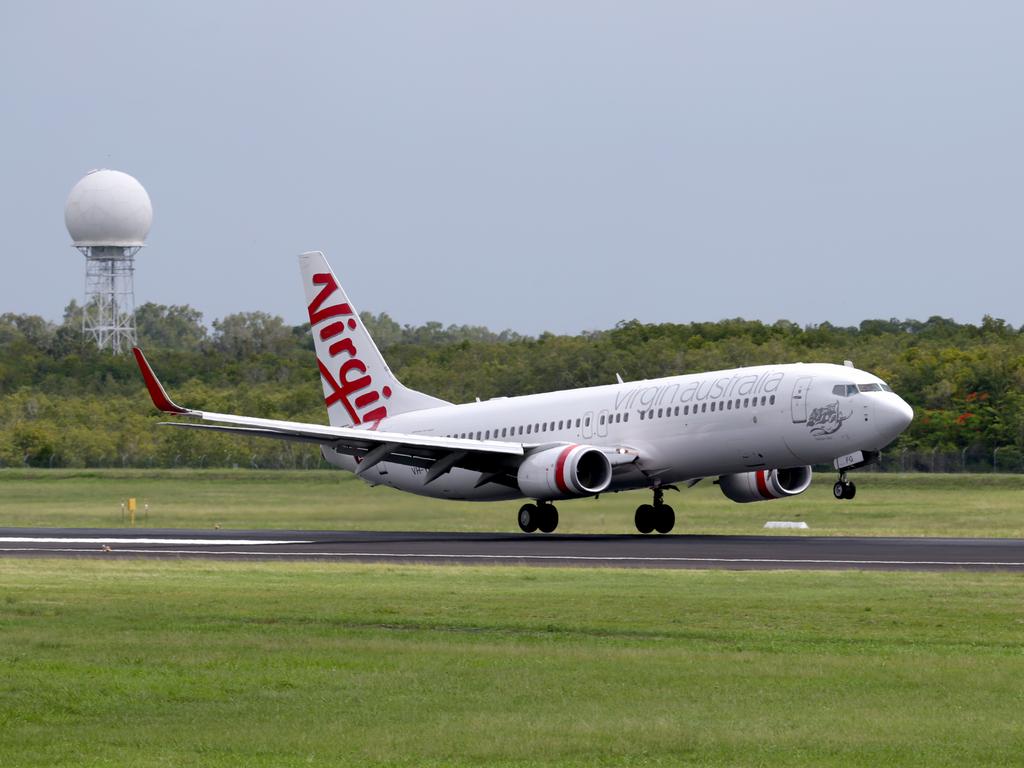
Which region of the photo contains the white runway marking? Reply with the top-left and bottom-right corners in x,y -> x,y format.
0,537 -> 310,546
1,546 -> 1022,568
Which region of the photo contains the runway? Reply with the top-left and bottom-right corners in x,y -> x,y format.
2,528 -> 1023,571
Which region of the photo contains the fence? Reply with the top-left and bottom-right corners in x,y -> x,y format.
864,447 -> 1024,473
7,445 -> 1024,473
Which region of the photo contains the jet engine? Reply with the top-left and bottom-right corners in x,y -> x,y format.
518,444 -> 613,499
718,466 -> 813,503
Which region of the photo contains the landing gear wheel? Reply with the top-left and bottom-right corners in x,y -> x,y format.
654,504 -> 675,534
635,504 -> 655,534
833,481 -> 856,500
518,503 -> 539,533
537,503 -> 559,534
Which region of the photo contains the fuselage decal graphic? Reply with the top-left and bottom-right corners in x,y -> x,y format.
807,401 -> 852,436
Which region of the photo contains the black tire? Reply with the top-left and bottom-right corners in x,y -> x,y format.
537,504 -> 559,534
635,504 -> 655,534
843,482 -> 857,500
654,504 -> 675,534
833,481 -> 846,500
518,503 -> 539,533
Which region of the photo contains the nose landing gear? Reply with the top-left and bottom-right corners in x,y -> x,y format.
833,471 -> 856,500
635,486 -> 676,534
518,502 -> 559,533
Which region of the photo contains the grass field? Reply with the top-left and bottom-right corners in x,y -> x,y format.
2,469 -> 1024,537
1,559 -> 1022,767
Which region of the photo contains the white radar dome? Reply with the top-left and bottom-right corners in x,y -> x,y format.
65,169 -> 153,247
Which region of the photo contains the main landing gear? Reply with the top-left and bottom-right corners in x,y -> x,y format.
518,502 -> 559,533
833,471 -> 857,500
634,486 -> 675,534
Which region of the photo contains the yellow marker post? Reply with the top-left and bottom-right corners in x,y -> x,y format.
128,497 -> 137,528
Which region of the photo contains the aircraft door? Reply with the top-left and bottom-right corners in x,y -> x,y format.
597,409 -> 609,438
791,376 -> 812,423
582,411 -> 594,439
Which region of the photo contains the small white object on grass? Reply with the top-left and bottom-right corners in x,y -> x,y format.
763,521 -> 809,529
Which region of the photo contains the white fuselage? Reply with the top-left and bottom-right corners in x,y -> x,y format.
323,362 -> 913,502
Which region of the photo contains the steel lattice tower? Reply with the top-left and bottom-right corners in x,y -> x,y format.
65,169 -> 152,354
78,244 -> 139,353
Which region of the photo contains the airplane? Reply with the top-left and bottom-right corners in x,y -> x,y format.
134,250 -> 914,534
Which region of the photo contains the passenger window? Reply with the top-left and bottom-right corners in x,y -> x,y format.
648,409 -> 654,419
769,395 -> 776,405
674,406 -> 679,416
684,405 -> 689,415
760,396 -> 766,406
542,423 -> 547,432
558,420 -> 564,429
657,408 -> 662,418
711,402 -> 716,412
727,400 -> 732,410
575,418 -> 581,427
526,425 -> 532,434
623,413 -> 629,422
585,417 -> 590,427
476,431 -> 481,440
485,430 -> 490,439
502,428 -> 507,437
743,398 -> 749,407
639,411 -> 645,420
600,415 -> 605,425
616,413 -> 621,423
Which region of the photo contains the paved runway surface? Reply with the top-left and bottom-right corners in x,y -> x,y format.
2,528 -> 1023,571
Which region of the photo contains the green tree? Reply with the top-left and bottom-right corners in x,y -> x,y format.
136,303 -> 207,350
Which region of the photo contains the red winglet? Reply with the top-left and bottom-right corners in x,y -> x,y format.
132,347 -> 189,414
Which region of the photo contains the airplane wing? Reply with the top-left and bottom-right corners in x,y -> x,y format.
133,348 -> 634,488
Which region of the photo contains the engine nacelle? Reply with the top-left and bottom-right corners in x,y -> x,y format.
718,466 -> 813,503
517,445 -> 613,500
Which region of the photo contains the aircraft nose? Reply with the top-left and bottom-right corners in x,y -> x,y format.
876,395 -> 914,444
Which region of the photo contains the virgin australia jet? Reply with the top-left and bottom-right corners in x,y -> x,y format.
134,251 -> 913,534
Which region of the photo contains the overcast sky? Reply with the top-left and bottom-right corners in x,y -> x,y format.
2,2 -> 1022,335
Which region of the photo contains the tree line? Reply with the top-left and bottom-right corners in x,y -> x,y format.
2,301 -> 1023,468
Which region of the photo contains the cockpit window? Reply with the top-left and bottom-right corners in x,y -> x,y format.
880,384 -> 893,392
832,384 -> 859,397
857,383 -> 882,392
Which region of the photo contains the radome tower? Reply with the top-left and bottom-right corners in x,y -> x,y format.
64,169 -> 152,353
